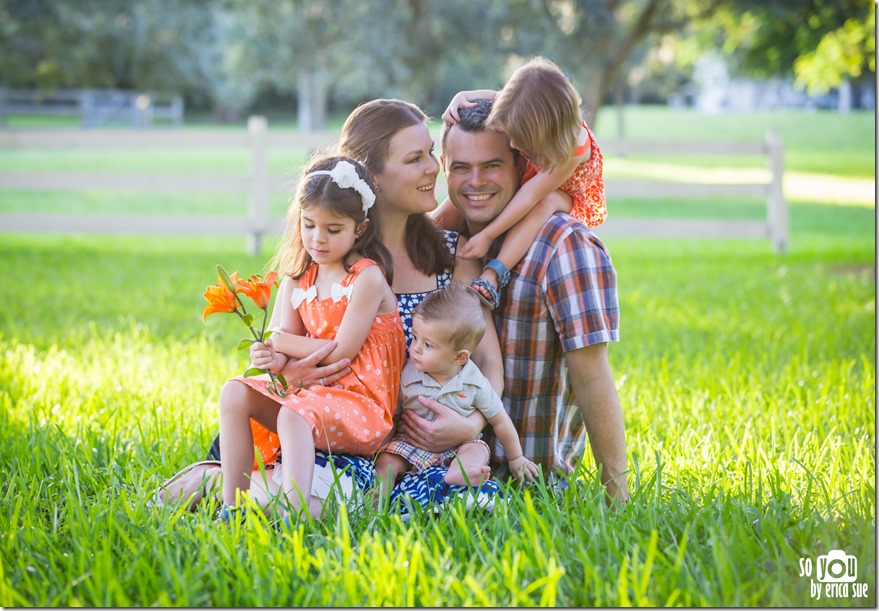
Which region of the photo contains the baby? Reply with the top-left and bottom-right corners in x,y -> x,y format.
375,282 -> 539,499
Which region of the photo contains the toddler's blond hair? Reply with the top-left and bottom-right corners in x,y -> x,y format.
487,56 -> 582,172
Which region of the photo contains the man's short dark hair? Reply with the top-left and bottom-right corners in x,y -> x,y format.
440,98 -> 493,151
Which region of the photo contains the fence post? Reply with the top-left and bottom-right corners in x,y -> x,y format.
765,129 -> 788,253
170,95 -> 183,127
248,115 -> 270,256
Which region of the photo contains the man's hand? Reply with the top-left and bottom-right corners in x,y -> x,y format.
398,395 -> 484,453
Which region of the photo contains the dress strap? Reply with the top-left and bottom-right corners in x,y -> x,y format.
572,121 -> 594,157
300,262 -> 319,288
341,258 -> 378,287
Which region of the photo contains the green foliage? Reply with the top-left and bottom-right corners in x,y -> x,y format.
4,0 -> 870,125
0,108 -> 874,606
795,6 -> 876,94
701,0 -> 875,89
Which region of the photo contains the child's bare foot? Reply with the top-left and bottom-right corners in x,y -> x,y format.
470,275 -> 500,309
445,463 -> 491,487
153,461 -> 221,511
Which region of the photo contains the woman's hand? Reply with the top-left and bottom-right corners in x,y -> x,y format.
279,340 -> 351,388
398,396 -> 485,453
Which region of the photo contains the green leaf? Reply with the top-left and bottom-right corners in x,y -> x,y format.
237,338 -> 256,350
241,313 -> 254,328
263,330 -> 273,340
243,367 -> 265,378
276,373 -> 288,388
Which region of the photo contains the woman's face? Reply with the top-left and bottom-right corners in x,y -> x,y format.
372,123 -> 440,216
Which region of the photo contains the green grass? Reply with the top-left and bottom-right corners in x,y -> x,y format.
0,106 -> 874,606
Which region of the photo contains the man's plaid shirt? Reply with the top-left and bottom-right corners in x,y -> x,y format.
487,213 -> 620,478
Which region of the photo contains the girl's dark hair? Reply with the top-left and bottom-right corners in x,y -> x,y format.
339,98 -> 455,277
272,155 -> 394,284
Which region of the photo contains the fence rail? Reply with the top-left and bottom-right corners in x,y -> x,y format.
0,116 -> 788,253
594,130 -> 787,252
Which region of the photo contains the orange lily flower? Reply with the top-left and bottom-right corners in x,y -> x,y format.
236,271 -> 279,311
202,277 -> 239,320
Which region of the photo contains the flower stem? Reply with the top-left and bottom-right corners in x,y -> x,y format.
260,308 -> 268,340
234,311 -> 262,342
236,311 -> 286,395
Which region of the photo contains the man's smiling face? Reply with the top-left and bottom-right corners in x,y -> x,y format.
442,126 -> 521,234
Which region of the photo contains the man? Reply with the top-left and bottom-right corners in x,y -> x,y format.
407,99 -> 628,503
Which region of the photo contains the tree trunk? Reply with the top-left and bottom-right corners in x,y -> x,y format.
296,59 -> 328,131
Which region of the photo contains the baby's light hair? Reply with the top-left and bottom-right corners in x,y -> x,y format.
413,281 -> 485,353
487,56 -> 582,172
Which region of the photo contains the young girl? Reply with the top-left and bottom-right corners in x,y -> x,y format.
219,155 -> 406,521
436,56 -> 607,309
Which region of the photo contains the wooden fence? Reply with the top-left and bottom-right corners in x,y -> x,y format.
597,132 -> 788,252
0,117 -> 788,254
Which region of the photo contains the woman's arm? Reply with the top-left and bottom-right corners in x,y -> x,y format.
452,247 -> 504,394
278,341 -> 351,388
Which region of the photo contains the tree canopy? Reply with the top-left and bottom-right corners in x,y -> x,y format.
0,0 -> 872,126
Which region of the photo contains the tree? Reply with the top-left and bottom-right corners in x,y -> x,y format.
702,0 -> 875,93
487,0 -> 726,126
0,0 -> 236,111
794,4 -> 875,94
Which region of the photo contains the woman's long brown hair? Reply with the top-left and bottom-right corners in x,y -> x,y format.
339,98 -> 455,277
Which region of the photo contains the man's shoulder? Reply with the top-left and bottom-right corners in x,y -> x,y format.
535,213 -> 604,251
537,211 -> 584,233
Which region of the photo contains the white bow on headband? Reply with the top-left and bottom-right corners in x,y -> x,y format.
304,160 -> 376,213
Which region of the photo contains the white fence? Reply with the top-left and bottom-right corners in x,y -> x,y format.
0,117 -> 787,254
597,133 -> 788,252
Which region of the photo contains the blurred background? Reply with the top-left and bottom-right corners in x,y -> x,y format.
0,0 -> 874,130
0,3 -> 875,606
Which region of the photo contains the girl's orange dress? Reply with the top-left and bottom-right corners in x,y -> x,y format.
237,259 -> 406,469
520,121 -> 607,228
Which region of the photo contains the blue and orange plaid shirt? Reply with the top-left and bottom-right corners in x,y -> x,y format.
486,213 -> 620,479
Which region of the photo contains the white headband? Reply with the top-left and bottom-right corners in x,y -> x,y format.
304,160 -> 376,213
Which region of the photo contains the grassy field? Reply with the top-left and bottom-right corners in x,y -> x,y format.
0,107 -> 875,606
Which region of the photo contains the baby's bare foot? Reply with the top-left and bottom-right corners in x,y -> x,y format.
445,464 -> 491,487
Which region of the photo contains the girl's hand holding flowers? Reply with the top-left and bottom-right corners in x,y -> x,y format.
203,264 -> 291,397
249,338 -> 286,373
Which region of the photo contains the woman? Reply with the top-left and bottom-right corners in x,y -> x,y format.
155,99 -> 500,519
